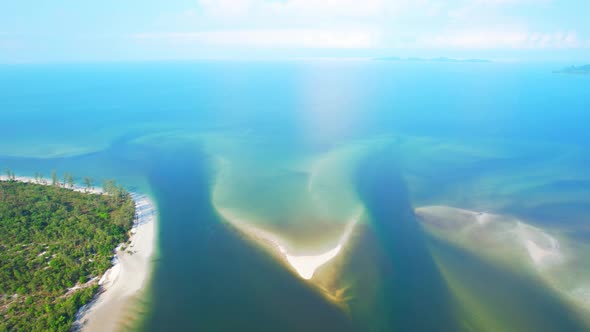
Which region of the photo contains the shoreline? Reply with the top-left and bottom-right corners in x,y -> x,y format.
0,175 -> 157,332
74,193 -> 156,332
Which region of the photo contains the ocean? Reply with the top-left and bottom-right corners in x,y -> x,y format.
1,60 -> 589,331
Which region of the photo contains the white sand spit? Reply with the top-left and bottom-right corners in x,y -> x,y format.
216,207 -> 361,280
284,245 -> 342,280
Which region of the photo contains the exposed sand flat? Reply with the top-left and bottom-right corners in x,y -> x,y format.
215,206 -> 361,280
1,175 -> 157,332
284,245 -> 342,280
476,212 -> 493,226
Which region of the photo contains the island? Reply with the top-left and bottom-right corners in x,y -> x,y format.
555,64 -> 590,75
0,171 -> 155,332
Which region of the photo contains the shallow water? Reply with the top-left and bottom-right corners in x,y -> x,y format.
1,60 -> 589,330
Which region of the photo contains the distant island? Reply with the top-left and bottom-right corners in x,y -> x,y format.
0,172 -> 135,331
555,64 -> 590,75
374,56 -> 492,63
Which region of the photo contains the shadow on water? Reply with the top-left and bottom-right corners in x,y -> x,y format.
139,143 -> 355,332
351,148 -> 459,331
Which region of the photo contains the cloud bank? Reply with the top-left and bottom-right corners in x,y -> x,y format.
131,0 -> 589,51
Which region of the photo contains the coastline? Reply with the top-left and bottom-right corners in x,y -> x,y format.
73,193 -> 156,332
0,175 -> 157,332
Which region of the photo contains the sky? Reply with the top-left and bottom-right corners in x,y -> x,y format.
1,0 -> 590,63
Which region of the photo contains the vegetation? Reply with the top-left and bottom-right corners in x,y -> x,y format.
0,176 -> 135,332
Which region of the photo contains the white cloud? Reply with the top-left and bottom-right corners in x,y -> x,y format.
198,0 -> 255,19
140,0 -> 588,52
420,29 -> 583,49
181,0 -> 385,49
448,0 -> 551,20
199,0 -> 386,20
264,0 -> 385,19
133,29 -> 380,49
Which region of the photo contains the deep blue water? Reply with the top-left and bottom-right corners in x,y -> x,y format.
1,61 -> 589,331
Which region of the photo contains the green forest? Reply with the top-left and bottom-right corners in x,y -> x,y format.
0,178 -> 135,331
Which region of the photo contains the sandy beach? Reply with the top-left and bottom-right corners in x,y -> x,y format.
0,175 -> 157,332
0,175 -> 105,195
74,193 -> 156,332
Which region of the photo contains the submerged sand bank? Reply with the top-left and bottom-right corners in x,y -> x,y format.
0,175 -> 157,332
415,205 -> 590,321
415,205 -> 564,269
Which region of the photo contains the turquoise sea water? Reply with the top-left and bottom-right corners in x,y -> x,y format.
1,61 -> 589,331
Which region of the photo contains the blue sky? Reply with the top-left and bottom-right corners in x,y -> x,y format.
1,0 -> 589,63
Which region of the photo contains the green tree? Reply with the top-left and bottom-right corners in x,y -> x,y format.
64,173 -> 74,189
84,177 -> 93,191
103,179 -> 116,196
51,171 -> 59,187
66,174 -> 74,189
0,180 -> 135,331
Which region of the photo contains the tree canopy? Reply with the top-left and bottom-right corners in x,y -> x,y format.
0,180 -> 135,332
